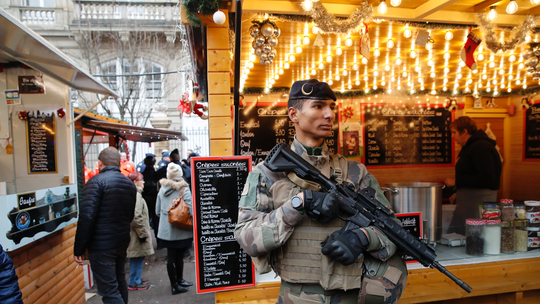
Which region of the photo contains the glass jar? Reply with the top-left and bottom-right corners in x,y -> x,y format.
500,221 -> 514,254
515,203 -> 526,220
482,202 -> 499,219
525,201 -> 540,227
484,218 -> 501,255
466,218 -> 486,256
514,219 -> 529,252
527,227 -> 540,251
499,202 -> 515,221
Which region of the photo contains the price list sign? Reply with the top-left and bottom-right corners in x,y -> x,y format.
26,111 -> 57,173
524,103 -> 540,160
363,106 -> 453,166
238,104 -> 338,166
191,156 -> 255,293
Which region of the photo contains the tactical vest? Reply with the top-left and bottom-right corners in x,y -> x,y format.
269,153 -> 366,290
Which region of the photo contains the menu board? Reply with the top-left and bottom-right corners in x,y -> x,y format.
363,106 -> 452,166
26,111 -> 57,173
524,103 -> 540,159
191,156 -> 255,293
238,105 -> 339,165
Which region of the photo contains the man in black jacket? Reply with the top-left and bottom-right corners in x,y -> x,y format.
74,147 -> 137,304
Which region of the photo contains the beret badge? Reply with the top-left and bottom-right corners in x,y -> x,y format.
301,83 -> 314,95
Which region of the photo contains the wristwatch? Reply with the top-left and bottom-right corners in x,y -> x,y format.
291,195 -> 304,213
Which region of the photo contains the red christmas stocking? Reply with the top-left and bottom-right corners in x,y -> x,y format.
461,32 -> 481,70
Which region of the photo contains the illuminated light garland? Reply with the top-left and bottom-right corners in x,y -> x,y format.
477,13 -> 538,53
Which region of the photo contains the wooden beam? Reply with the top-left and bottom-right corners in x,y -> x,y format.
414,0 -> 461,19
242,0 -> 526,26
527,5 -> 540,15
473,0 -> 504,12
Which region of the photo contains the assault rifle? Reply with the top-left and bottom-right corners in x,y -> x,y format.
264,143 -> 472,293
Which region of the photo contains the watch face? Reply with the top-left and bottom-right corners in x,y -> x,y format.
291,196 -> 302,208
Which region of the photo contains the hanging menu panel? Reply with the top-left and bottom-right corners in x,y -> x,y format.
26,111 -> 57,173
238,105 -> 338,165
524,103 -> 540,159
191,156 -> 255,293
364,106 -> 452,166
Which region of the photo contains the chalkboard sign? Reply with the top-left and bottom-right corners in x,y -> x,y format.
395,212 -> 422,263
26,111 -> 57,173
191,156 -> 255,293
363,106 -> 452,166
524,103 -> 540,160
238,104 -> 339,165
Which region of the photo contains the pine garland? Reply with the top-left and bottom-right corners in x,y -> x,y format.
182,0 -> 219,27
239,86 -> 540,98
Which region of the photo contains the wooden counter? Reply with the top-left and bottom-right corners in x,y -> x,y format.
215,257 -> 540,304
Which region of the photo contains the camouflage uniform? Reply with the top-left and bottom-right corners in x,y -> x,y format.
235,139 -> 407,304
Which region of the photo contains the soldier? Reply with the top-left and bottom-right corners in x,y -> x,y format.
235,79 -> 407,304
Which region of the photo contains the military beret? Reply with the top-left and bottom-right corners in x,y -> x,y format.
288,79 -> 336,106
145,153 -> 155,157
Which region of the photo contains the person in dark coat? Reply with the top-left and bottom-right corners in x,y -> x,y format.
136,153 -> 156,173
0,244 -> 23,304
445,116 -> 502,235
74,147 -> 137,304
142,155 -> 159,237
186,149 -> 199,164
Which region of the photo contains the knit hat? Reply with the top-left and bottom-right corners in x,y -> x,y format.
167,162 -> 183,180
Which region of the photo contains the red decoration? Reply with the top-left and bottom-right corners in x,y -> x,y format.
57,108 -> 65,118
177,80 -> 208,120
342,106 -> 354,122
18,111 -> 28,120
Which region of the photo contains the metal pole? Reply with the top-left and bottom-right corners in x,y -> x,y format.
233,0 -> 242,156
67,94 -> 110,126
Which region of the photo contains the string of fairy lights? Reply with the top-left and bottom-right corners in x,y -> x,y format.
238,1 -> 540,98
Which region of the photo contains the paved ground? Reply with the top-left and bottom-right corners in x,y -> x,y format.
86,235 -> 215,304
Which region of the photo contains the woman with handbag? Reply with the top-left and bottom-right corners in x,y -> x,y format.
156,163 -> 194,295
126,172 -> 155,291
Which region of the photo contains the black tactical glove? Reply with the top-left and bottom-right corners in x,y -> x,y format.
321,229 -> 369,266
303,190 -> 339,223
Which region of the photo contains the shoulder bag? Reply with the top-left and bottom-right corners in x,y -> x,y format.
168,187 -> 193,230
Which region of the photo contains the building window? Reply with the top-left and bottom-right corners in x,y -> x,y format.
22,0 -> 55,7
145,64 -> 163,99
100,59 -> 163,100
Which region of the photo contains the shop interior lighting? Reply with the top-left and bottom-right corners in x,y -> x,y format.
506,0 -> 518,14
488,6 -> 497,21
445,30 -> 453,41
378,0 -> 388,15
390,0 -> 401,7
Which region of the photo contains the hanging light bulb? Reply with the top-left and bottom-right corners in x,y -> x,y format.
532,0 -> 540,5
373,85 -> 378,90
506,0 -> 518,14
275,74 -> 280,80
428,59 -> 434,66
385,64 -> 390,71
387,39 -> 394,49
352,63 -> 359,70
488,6 -> 497,21
362,57 -> 368,64
403,27 -> 412,39
518,62 -> 524,69
311,69 -> 317,76
488,61 -> 495,68
425,42 -> 432,50
445,30 -> 453,41
414,65 -> 420,72
326,55 -> 332,63
345,37 -> 353,47
430,72 -> 436,78
374,48 -> 381,57
402,71 -> 408,77
444,67 -> 450,73
348,84 -> 352,89
364,76 -> 369,81
295,46 -> 303,54
509,55 -> 516,62
373,71 -> 379,77
284,62 -> 290,69
289,54 -> 296,62
342,69 -> 348,76
395,58 -> 402,65
328,80 -> 333,85
312,25 -> 319,34
336,47 -> 343,55
381,80 -> 386,86
279,68 -> 284,74
378,0 -> 388,15
477,53 -> 484,61
390,0 -> 401,7
302,36 -> 310,46
410,50 -> 417,59
319,62 -> 324,69
249,54 -> 256,62
443,52 -> 450,60
248,62 -> 254,69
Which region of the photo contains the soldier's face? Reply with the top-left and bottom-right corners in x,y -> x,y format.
290,99 -> 336,143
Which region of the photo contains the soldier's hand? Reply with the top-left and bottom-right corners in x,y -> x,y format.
303,190 -> 339,223
321,229 -> 369,266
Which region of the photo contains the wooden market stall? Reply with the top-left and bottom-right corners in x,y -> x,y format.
181,0 -> 540,303
0,8 -> 119,303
